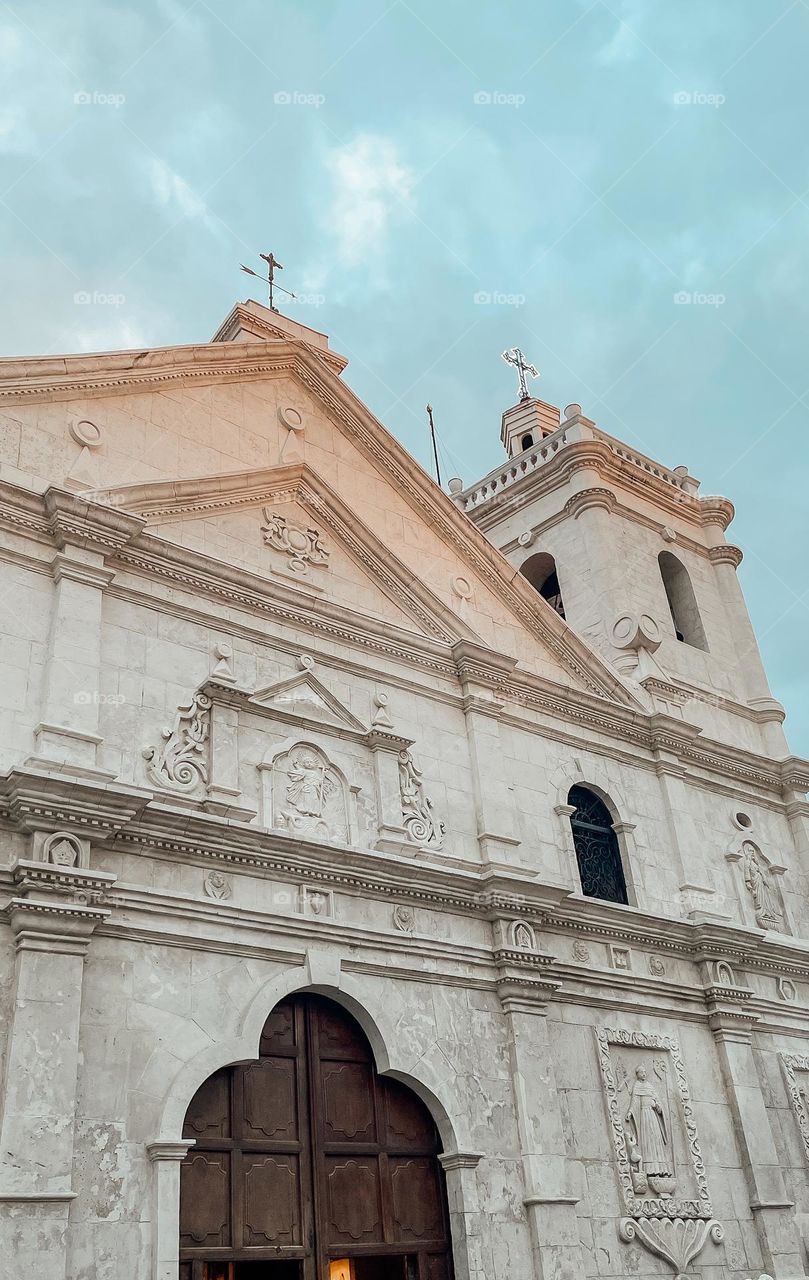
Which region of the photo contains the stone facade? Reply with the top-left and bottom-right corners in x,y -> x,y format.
0,299 -> 806,1279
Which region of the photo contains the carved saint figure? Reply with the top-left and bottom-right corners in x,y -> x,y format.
625,1066 -> 673,1188
743,842 -> 783,929
275,744 -> 347,842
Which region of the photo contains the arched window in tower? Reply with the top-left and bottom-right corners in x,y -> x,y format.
658,551 -> 708,650
520,551 -> 566,619
521,432 -> 534,451
568,785 -> 629,904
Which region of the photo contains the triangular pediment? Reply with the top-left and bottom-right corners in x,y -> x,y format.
250,670 -> 367,733
0,312 -> 643,709
89,463 -> 482,646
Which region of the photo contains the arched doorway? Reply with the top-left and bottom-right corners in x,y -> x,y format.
179,994 -> 454,1280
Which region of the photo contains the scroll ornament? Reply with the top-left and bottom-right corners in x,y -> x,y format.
398,750 -> 444,849
143,691 -> 212,794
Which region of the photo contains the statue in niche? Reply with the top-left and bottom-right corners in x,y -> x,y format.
275,744 -> 348,843
623,1064 -> 675,1196
743,841 -> 783,930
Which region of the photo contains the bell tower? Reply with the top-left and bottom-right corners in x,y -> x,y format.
453,393 -> 787,755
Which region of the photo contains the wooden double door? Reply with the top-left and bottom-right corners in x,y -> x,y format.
179,995 -> 454,1280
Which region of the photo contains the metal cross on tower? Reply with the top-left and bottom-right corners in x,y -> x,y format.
501,347 -> 539,401
239,252 -> 296,313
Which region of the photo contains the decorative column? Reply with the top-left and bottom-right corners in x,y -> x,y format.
704,978 -> 803,1277
491,915 -> 586,1279
147,1141 -> 196,1280
33,490 -> 143,776
0,858 -> 116,1280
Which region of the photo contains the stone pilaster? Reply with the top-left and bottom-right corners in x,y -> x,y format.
0,859 -> 115,1280
31,489 -> 143,776
438,1152 -> 486,1280
707,994 -> 803,1277
367,728 -> 414,852
453,643 -> 522,865
147,1141 -> 196,1280
492,931 -> 585,1279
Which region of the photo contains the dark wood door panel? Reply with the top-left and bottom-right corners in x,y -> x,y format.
240,1057 -> 299,1141
323,1156 -> 384,1245
242,1153 -> 303,1247
180,1152 -> 231,1248
320,1060 -> 376,1143
389,1158 -> 444,1243
183,1072 -> 230,1140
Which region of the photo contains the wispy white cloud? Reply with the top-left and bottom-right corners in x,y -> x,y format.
326,133 -> 415,268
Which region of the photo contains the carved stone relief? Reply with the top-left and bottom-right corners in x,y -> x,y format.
204,870 -> 231,901
261,509 -> 329,577
596,1027 -> 722,1277
648,955 -> 666,977
392,904 -> 415,933
742,841 -> 785,931
511,920 -> 536,951
300,886 -> 333,918
40,831 -> 85,867
572,940 -> 591,962
143,691 -> 211,794
781,1053 -> 809,1164
272,742 -> 349,843
398,749 -> 444,849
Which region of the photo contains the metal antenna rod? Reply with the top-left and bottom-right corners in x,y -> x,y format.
426,404 -> 442,488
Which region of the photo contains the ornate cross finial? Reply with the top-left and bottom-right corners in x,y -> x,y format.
501,347 -> 539,401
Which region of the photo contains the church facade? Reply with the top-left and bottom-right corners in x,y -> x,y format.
0,300 -> 807,1280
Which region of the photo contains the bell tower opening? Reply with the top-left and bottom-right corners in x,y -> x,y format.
520,551 -> 566,619
179,995 -> 454,1280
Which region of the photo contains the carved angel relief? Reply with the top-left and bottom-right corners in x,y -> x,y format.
261,509 -> 329,577
398,749 -> 444,849
273,743 -> 349,843
596,1028 -> 722,1278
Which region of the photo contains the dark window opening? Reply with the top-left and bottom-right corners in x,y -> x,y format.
520,552 -> 566,620
568,785 -> 628,905
520,433 -> 534,450
658,551 -> 708,650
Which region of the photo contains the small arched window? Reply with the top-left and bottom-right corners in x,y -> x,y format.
658,551 -> 708,650
521,433 -> 534,450
568,785 -> 628,904
520,551 -> 566,619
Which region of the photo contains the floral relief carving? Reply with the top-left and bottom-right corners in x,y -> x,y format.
781,1053 -> 809,1163
398,749 -> 444,849
261,509 -> 329,576
143,690 -> 211,794
273,743 -> 348,843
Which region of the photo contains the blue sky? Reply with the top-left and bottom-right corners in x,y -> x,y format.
1,0 -> 807,753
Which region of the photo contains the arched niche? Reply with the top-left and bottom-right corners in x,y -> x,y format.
520,550 -> 566,619
658,551 -> 708,650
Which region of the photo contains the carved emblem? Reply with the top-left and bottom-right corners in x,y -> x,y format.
44,832 -> 83,867
274,744 -> 348,843
204,870 -> 231,901
143,691 -> 211,794
648,955 -> 666,977
261,509 -> 329,576
512,920 -> 536,951
742,841 -> 784,930
398,750 -> 444,849
572,940 -> 591,962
